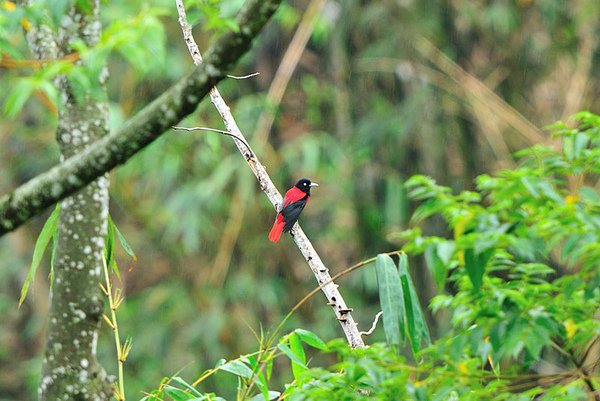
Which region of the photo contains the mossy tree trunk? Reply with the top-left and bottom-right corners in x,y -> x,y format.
31,1 -> 113,400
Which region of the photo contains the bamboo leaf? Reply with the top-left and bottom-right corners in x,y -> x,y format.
4,78 -> 36,117
248,391 -> 280,401
113,217 -> 137,268
48,225 -> 59,289
398,253 -> 431,355
254,368 -> 270,401
171,377 -> 202,397
375,254 -> 405,346
20,204 -> 60,306
105,216 -> 120,280
218,360 -> 253,379
277,342 -> 307,369
163,385 -> 195,400
294,328 -> 328,351
288,332 -> 307,381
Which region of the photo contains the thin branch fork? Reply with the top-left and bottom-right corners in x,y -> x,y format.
175,0 -> 365,348
171,126 -> 253,155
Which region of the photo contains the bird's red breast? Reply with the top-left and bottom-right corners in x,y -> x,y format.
269,179 -> 316,242
282,186 -> 309,208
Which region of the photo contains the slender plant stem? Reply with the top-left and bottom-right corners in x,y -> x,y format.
101,257 -> 126,401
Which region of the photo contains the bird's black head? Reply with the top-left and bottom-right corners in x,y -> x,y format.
295,178 -> 319,194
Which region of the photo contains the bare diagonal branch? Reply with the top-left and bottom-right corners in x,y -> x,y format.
175,0 -> 365,348
0,0 -> 281,236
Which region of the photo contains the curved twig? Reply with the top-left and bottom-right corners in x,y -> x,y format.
227,72 -> 260,80
171,125 -> 253,155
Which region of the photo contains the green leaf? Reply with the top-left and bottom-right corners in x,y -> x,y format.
254,366 -> 270,401
464,248 -> 493,292
104,216 -> 120,280
375,254 -> 405,346
248,391 -> 281,401
398,254 -> 431,355
48,226 -> 59,288
75,0 -> 93,14
4,78 -> 36,118
289,332 -> 307,381
113,218 -> 137,267
163,385 -> 195,401
20,204 -> 60,306
294,328 -> 328,351
424,243 -> 452,289
277,342 -> 307,369
170,377 -> 202,397
218,360 -> 253,379
266,354 -> 273,381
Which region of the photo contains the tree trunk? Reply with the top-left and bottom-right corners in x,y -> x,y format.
37,1 -> 113,400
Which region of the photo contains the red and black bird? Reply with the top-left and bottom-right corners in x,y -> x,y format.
269,178 -> 318,242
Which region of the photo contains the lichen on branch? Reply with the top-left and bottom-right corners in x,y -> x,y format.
0,0 -> 282,236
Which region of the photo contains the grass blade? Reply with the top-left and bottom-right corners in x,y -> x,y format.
20,204 -> 60,306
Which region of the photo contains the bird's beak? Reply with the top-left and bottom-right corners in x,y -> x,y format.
310,182 -> 319,187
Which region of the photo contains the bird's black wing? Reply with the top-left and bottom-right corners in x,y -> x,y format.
281,197 -> 308,232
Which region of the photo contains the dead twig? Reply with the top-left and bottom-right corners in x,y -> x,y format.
171,125 -> 253,155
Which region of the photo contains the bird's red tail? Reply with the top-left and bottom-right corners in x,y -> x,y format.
269,217 -> 285,242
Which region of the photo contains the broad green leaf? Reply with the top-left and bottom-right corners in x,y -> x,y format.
277,343 -> 307,368
398,253 -> 431,355
294,328 -> 328,351
288,332 -> 307,381
218,360 -> 253,379
163,385 -> 195,401
464,248 -> 492,292
375,254 -> 405,345
171,377 -> 202,397
20,204 -> 60,306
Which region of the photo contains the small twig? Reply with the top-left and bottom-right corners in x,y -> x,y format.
227,72 -> 260,80
171,125 -> 253,155
360,311 -> 383,336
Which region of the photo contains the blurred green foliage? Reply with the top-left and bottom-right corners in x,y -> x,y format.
140,115 -> 600,400
1,0 -> 600,400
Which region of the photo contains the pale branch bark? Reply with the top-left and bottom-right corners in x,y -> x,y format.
0,0 -> 281,236
176,0 -> 365,348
